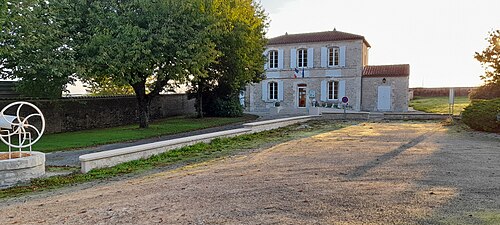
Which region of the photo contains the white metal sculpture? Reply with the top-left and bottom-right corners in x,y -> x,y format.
0,102 -> 45,159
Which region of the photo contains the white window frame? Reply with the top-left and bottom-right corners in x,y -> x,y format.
268,50 -> 278,69
268,81 -> 278,100
328,47 -> 340,67
327,81 -> 339,100
297,48 -> 308,68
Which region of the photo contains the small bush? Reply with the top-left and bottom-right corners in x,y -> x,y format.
469,83 -> 500,100
461,98 -> 500,133
205,98 -> 243,117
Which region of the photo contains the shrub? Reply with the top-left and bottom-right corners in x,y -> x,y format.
461,98 -> 500,133
204,97 -> 243,117
469,83 -> 500,100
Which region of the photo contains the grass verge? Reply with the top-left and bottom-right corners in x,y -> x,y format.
0,120 -> 355,199
0,115 -> 256,153
410,96 -> 470,115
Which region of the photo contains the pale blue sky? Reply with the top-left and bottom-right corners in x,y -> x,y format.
259,0 -> 500,87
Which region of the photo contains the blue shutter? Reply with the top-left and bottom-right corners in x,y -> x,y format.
261,81 -> 268,101
263,50 -> 269,70
278,49 -> 284,70
290,48 -> 297,69
339,46 -> 346,67
321,47 -> 327,68
339,80 -> 346,98
307,48 -> 314,68
278,80 -> 284,101
320,80 -> 327,101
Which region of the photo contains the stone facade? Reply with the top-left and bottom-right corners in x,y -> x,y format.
361,76 -> 409,112
246,30 -> 409,114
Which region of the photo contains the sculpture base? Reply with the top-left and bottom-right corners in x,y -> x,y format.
0,151 -> 45,188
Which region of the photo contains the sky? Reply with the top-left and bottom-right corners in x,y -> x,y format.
259,0 -> 500,88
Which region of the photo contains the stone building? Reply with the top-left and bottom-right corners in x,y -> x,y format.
245,30 -> 409,114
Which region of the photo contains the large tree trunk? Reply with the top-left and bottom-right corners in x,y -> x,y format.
132,81 -> 150,128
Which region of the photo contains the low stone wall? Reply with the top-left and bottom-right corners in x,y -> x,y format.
79,115 -> 317,173
80,128 -> 251,173
0,94 -> 195,134
383,113 -> 453,120
0,152 -> 45,188
243,115 -> 318,133
321,112 -> 370,120
410,87 -> 474,97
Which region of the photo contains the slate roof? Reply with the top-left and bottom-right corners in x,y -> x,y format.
268,30 -> 371,47
363,64 -> 410,77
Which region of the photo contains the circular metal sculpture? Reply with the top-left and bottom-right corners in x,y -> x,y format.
0,102 -> 45,156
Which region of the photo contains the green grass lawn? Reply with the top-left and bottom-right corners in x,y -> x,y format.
410,96 -> 470,115
0,115 -> 256,153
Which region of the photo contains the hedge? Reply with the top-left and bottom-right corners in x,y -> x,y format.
461,98 -> 500,133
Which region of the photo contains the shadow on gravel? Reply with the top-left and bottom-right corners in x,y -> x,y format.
415,128 -> 500,225
345,132 -> 433,180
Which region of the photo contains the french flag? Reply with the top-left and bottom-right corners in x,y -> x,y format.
293,68 -> 299,78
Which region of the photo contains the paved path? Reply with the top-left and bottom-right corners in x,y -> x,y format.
2,122 -> 499,224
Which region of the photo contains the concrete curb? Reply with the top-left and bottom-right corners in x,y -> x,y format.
79,115 -> 316,173
79,128 -> 251,173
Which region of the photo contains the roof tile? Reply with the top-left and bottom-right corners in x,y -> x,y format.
268,30 -> 371,47
363,65 -> 410,77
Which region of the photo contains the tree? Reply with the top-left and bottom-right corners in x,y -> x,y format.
0,0 -> 6,27
189,0 -> 267,117
475,30 -> 500,84
75,0 -> 218,128
0,0 -> 76,98
86,77 -> 135,96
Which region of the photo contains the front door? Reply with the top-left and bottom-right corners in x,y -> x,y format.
298,86 -> 307,108
377,86 -> 391,111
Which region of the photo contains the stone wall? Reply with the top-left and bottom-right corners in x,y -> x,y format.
410,87 -> 474,97
361,76 -> 409,112
0,94 -> 195,134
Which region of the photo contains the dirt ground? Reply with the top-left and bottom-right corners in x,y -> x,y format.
0,122 -> 499,224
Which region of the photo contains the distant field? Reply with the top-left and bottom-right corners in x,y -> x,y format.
410,96 -> 470,115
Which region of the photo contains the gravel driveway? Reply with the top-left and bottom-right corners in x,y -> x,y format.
1,122 -> 499,224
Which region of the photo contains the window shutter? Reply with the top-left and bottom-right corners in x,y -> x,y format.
278,80 -> 284,101
340,46 -> 346,67
290,49 -> 297,68
321,47 -> 327,67
261,81 -> 268,101
263,50 -> 269,70
339,80 -> 346,98
278,49 -> 284,69
307,48 -> 314,68
320,80 -> 327,101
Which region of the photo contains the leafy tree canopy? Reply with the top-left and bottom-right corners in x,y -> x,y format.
75,0 -> 218,128
475,30 -> 500,84
0,0 -> 76,98
190,0 -> 268,117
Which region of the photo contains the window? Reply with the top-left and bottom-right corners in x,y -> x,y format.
268,82 -> 278,100
297,49 -> 307,68
328,81 -> 339,100
268,50 -> 278,69
328,47 -> 340,66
